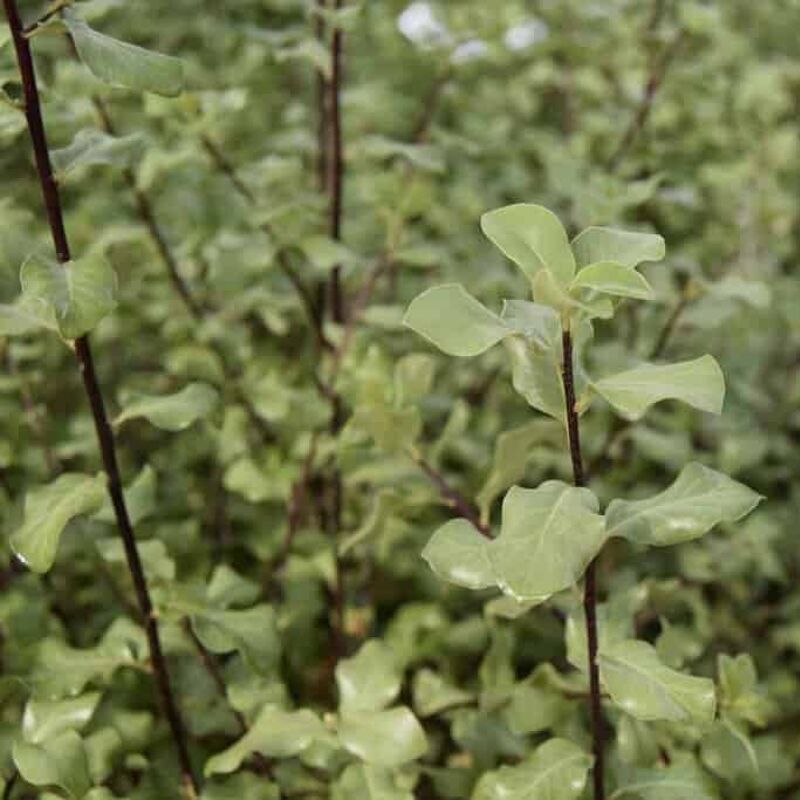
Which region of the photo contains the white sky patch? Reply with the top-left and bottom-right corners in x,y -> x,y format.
397,2 -> 450,46
504,18 -> 549,51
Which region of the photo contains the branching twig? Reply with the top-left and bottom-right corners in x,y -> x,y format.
3,3 -> 198,795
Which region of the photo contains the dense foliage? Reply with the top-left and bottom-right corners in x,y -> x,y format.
1,1 -> 799,799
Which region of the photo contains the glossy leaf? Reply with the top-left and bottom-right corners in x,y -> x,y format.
204,705 -> 325,776
606,463 -> 763,546
403,284 -> 510,357
21,252 -> 117,340
488,482 -> 607,603
22,693 -> 101,744
336,640 -> 401,712
65,12 -> 184,97
481,204 -> 576,284
599,639 -> 716,724
115,382 -> 218,430
421,518 -> 494,590
473,737 -> 592,800
11,473 -> 107,573
337,707 -> 428,767
593,356 -> 725,421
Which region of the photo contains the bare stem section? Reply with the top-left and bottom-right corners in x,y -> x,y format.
2,2 -> 197,795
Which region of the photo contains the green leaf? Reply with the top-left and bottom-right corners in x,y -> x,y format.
571,227 -> 665,269
21,252 -> 117,340
201,772 -> 280,800
51,129 -> 146,180
115,382 -> 218,431
94,465 -> 156,527
473,737 -> 592,800
64,11 -> 184,97
336,640 -> 401,712
611,759 -> 719,799
22,693 -> 101,744
421,519 -> 494,591
598,639 -> 716,724
204,705 -> 325,776
717,653 -> 771,726
533,265 -> 614,319
337,707 -> 427,767
488,482 -> 607,604
191,604 -> 281,675
593,355 -> 725,421
403,284 -> 510,357
412,669 -> 472,717
606,463 -> 763,546
480,204 -> 576,284
11,473 -> 107,573
13,730 -> 92,799
0,295 -> 57,336
332,764 -> 413,800
571,261 -> 654,299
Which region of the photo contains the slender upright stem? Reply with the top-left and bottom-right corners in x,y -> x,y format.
3,3 -> 198,796
327,0 -> 345,323
561,328 -> 605,800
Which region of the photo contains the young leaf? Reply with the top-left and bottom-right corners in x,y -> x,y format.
488,482 -> 607,603
114,382 -> 218,431
11,473 -> 107,573
64,12 -> 184,97
421,518 -> 495,590
403,284 -> 510,357
606,463 -> 763,546
0,295 -> 57,336
480,204 -> 576,284
571,261 -> 654,300
571,227 -> 665,269
21,252 -> 117,340
204,705 -> 326,776
336,640 -> 401,712
593,355 -> 725,421
337,707 -> 428,767
599,639 -> 716,725
473,737 -> 593,800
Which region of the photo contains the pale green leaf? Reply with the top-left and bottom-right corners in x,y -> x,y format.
51,129 -> 146,179
21,252 -> 117,340
480,204 -> 576,284
0,294 -> 57,336
94,465 -> 156,526
599,639 -> 716,724
204,705 -> 325,776
22,693 -> 101,744
13,730 -> 92,799
473,737 -> 592,800
593,355 -> 725,421
611,760 -> 719,799
421,518 -> 494,590
571,261 -> 654,299
571,227 -> 665,269
336,640 -> 401,713
115,382 -> 218,431
65,12 -> 184,97
11,473 -> 107,573
201,772 -> 280,800
403,284 -> 510,357
488,482 -> 607,603
533,266 -> 613,319
412,669 -> 472,717
337,706 -> 427,767
332,764 -> 414,800
606,463 -> 763,546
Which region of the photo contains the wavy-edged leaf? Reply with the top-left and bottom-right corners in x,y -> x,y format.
606,463 -> 762,546
593,355 -> 725,421
65,12 -> 184,97
338,706 -> 427,767
571,261 -> 654,300
421,518 -> 494,590
473,737 -> 592,800
51,129 -> 146,179
403,284 -> 510,357
480,204 -> 576,284
599,639 -> 716,724
11,473 -> 107,573
115,382 -> 218,431
571,227 -> 665,269
488,481 -> 607,603
336,640 -> 401,713
13,730 -> 92,799
611,759 -> 719,799
21,252 -> 117,340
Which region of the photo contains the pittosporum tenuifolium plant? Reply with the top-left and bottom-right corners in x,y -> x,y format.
405,204 -> 764,799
